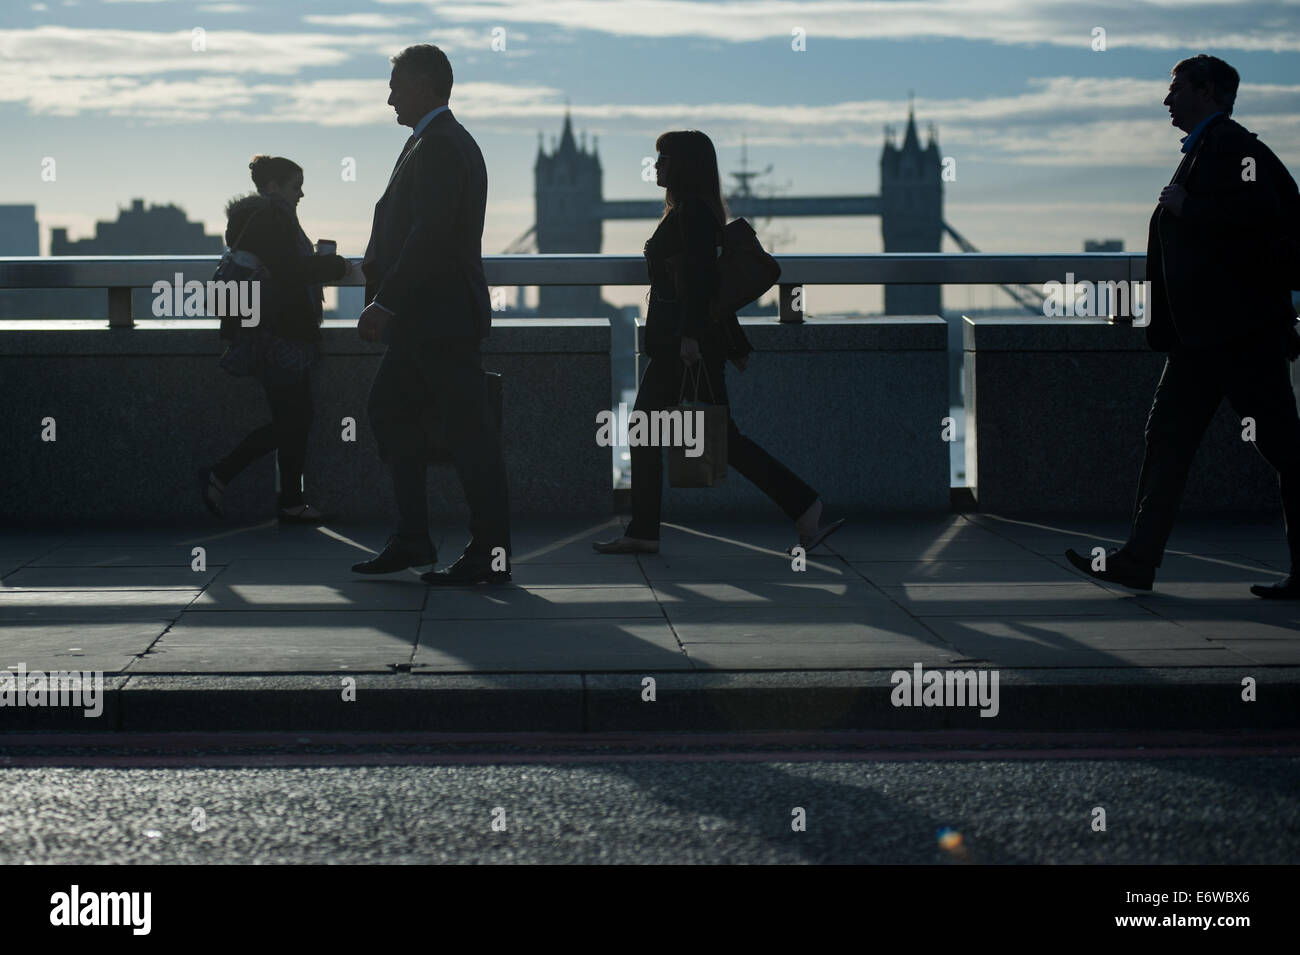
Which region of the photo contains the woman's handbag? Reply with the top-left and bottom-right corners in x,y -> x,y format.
711,217 -> 781,319
667,362 -> 728,488
664,215 -> 780,326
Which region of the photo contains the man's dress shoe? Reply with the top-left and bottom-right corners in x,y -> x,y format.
352,534 -> 437,574
1065,547 -> 1155,591
1251,575 -> 1300,600
422,552 -> 512,585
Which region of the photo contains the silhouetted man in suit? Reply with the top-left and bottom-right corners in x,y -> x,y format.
1068,54 -> 1300,598
352,44 -> 511,583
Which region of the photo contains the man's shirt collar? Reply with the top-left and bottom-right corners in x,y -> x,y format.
1181,111 -> 1224,154
412,105 -> 450,139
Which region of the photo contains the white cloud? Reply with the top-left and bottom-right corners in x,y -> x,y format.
379,0 -> 1300,52
3,21 -> 1297,169
0,26 -> 390,78
302,13 -> 421,29
5,59 -> 1299,168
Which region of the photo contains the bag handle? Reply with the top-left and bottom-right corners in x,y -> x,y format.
678,360 -> 718,404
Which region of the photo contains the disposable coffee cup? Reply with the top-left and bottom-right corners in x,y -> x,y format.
316,239 -> 336,256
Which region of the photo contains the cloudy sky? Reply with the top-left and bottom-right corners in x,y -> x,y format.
2,0 -> 1298,313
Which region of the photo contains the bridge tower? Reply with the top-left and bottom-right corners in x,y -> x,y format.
880,104 -> 943,315
534,109 -> 605,316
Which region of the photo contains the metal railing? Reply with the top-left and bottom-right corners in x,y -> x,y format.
0,253 -> 1147,327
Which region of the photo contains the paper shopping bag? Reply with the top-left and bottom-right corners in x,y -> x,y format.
667,363 -> 728,488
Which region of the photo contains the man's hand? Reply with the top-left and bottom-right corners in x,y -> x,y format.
358,301 -> 393,342
680,335 -> 701,365
1158,184 -> 1188,216
730,353 -> 749,373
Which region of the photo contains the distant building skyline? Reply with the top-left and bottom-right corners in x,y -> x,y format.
50,198 -> 222,256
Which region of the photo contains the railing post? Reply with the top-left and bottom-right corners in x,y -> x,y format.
778,283 -> 803,324
108,287 -> 133,328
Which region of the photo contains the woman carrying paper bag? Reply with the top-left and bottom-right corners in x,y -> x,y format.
594,130 -> 843,555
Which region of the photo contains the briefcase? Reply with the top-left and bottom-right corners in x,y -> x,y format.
667,364 -> 727,488
425,371 -> 503,463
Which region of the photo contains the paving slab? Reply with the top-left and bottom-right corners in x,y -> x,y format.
421,585 -> 666,620
0,536 -> 71,561
0,566 -> 219,590
916,616 -> 1258,667
0,620 -> 169,673
0,589 -> 201,621
191,559 -> 428,611
650,521 -> 812,557
882,582 -> 1152,617
826,533 -> 1033,562
28,544 -> 234,567
1160,615 -> 1300,665
1133,593 -> 1300,618
961,515 -> 1134,541
850,559 -> 1079,587
1004,535 -> 1131,557
504,561 -> 647,586
650,578 -> 890,608
413,618 -> 690,670
637,554 -> 850,581
129,611 -> 421,672
666,604 -> 943,646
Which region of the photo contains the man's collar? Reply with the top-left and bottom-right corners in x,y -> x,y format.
1180,110 -> 1225,154
412,105 -> 451,138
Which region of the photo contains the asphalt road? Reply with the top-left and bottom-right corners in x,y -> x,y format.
0,731 -> 1295,864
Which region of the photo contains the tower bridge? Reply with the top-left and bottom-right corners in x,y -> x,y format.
518,106 -> 1043,318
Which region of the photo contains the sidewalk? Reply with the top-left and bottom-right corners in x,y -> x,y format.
1,514 -> 1297,733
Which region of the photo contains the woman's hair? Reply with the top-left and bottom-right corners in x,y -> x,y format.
654,130 -> 728,225
249,155 -> 303,192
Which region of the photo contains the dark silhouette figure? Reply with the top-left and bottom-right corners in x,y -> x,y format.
1067,55 -> 1300,598
594,129 -> 842,555
351,45 -> 511,583
201,155 -> 351,522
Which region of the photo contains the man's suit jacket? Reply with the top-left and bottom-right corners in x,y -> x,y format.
1145,113 -> 1299,351
362,108 -> 492,344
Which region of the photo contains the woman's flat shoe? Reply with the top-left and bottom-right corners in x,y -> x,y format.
279,503 -> 330,524
592,536 -> 659,554
798,517 -> 846,552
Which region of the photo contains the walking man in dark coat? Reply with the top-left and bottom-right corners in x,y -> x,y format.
352,44 -> 511,583
1068,54 -> 1300,598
